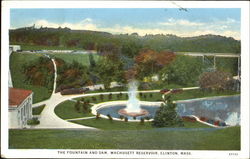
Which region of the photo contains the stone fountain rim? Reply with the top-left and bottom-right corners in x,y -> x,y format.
91,101 -> 162,122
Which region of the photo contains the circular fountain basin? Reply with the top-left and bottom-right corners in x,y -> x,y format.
118,108 -> 149,117
91,101 -> 161,121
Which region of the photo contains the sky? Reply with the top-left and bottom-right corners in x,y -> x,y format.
10,8 -> 241,40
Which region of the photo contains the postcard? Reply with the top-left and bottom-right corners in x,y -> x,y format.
1,1 -> 249,158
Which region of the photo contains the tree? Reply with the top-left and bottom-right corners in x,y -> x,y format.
94,57 -> 124,89
121,40 -> 142,58
152,96 -> 183,127
199,70 -> 234,91
134,49 -> 175,79
56,60 -> 90,91
160,55 -> 204,86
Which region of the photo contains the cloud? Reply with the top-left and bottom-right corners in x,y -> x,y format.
27,18 -> 240,40
31,18 -> 98,30
159,18 -> 204,26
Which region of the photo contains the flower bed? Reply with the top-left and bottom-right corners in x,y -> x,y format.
182,116 -> 197,122
199,116 -> 227,127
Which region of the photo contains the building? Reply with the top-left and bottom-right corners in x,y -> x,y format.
9,88 -> 33,128
9,45 -> 21,87
9,45 -> 21,53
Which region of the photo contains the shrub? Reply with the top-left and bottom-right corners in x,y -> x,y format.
86,100 -> 90,104
152,96 -> 184,127
214,120 -> 220,126
219,121 -> 227,126
140,118 -> 145,125
96,113 -> 100,119
92,97 -> 97,102
100,94 -> 104,101
82,102 -> 90,113
119,92 -> 123,98
81,98 -> 85,102
145,116 -> 151,120
74,100 -> 80,112
99,87 -> 103,92
149,93 -> 153,98
116,94 -> 120,99
199,70 -> 234,91
199,116 -> 208,122
133,116 -> 136,120
124,117 -> 128,122
108,93 -> 112,100
107,114 -> 113,120
139,92 -> 143,97
207,119 -> 214,124
119,115 -> 124,120
182,116 -> 196,122
27,117 -> 40,125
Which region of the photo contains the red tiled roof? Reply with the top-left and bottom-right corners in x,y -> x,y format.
9,88 -> 32,107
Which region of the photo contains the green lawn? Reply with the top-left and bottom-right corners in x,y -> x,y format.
32,105 -> 46,115
71,118 -> 211,130
10,53 -> 52,103
9,126 -> 240,150
48,53 -> 101,66
54,100 -> 94,119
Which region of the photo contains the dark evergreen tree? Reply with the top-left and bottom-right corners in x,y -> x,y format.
152,95 -> 183,127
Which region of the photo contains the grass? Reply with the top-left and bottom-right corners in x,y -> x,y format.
54,100 -> 93,119
9,126 -> 240,150
71,118 -> 211,130
32,105 -> 46,115
48,53 -> 101,66
193,126 -> 241,150
10,53 -> 52,103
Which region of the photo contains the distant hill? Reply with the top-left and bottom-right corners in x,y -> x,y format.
9,27 -> 240,54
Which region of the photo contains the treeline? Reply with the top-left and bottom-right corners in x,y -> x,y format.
9,27 -> 240,54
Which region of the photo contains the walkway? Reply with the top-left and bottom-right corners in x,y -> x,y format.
31,57 -> 97,129
175,52 -> 240,58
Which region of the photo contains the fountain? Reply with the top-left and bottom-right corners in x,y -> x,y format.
225,112 -> 240,126
118,81 -> 149,117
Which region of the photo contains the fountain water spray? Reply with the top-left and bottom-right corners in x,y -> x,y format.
225,112 -> 240,126
118,80 -> 149,118
125,80 -> 141,112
